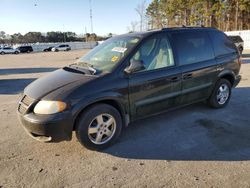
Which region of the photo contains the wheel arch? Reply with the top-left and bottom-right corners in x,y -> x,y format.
73,98 -> 129,131
218,70 -> 235,86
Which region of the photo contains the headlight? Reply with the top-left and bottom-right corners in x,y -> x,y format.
34,100 -> 67,115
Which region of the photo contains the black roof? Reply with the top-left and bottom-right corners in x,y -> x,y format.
114,26 -> 218,39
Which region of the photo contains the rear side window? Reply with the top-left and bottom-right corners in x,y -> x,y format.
209,31 -> 237,57
171,31 -> 214,65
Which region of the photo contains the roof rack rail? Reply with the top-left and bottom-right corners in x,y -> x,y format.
161,26 -> 214,30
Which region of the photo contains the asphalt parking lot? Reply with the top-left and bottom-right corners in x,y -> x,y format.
0,50 -> 250,188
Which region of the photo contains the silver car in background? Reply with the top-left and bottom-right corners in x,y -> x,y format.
0,47 -> 20,55
51,44 -> 71,52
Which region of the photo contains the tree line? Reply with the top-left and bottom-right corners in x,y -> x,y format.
146,0 -> 250,31
0,31 -> 110,44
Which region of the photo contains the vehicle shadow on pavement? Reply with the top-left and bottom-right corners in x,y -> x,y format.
0,67 -> 58,75
0,78 -> 36,95
103,87 -> 250,161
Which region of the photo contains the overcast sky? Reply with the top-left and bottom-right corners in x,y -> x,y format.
0,0 -> 151,36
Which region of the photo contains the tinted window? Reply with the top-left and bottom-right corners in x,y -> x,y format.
228,36 -> 243,43
209,31 -> 237,57
171,31 -> 214,65
131,35 -> 174,71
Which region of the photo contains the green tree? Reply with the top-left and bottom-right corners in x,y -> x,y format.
146,0 -> 163,29
23,32 -> 45,43
11,33 -> 24,43
146,0 -> 250,30
0,31 -> 6,39
46,32 -> 64,42
89,33 -> 97,41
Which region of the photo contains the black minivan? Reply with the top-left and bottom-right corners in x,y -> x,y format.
18,27 -> 241,150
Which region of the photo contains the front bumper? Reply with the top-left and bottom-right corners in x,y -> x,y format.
18,111 -> 74,142
233,75 -> 241,87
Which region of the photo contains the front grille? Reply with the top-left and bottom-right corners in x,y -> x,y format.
18,95 -> 35,114
18,104 -> 27,114
21,95 -> 33,106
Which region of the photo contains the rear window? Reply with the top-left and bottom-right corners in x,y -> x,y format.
228,35 -> 243,43
171,31 -> 214,65
209,31 -> 237,57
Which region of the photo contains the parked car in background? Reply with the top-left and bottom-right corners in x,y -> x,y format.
43,46 -> 54,52
228,35 -> 244,54
18,27 -> 241,150
0,47 -> 20,55
17,46 -> 33,53
52,44 -> 71,52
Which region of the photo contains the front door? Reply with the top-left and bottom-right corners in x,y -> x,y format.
127,34 -> 182,120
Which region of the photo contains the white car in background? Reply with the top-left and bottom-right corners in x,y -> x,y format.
51,44 -> 71,52
0,47 -> 20,55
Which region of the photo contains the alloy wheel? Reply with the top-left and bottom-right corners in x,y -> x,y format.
88,113 -> 116,145
217,84 -> 229,105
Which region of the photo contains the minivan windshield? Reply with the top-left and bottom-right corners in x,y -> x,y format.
76,36 -> 140,73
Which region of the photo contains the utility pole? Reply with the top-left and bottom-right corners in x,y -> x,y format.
89,0 -> 93,33
63,24 -> 66,42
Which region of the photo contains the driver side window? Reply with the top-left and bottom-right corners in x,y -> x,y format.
130,35 -> 174,72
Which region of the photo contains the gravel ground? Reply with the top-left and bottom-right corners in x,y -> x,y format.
0,49 -> 250,188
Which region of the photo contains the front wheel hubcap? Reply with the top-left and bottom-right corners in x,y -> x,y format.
217,84 -> 229,105
88,114 -> 116,145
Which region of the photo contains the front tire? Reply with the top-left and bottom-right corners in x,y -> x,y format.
76,104 -> 122,150
208,79 -> 232,108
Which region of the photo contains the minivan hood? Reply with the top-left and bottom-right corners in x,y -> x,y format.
24,68 -> 96,99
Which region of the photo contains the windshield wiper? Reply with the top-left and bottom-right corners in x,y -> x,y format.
69,63 -> 97,75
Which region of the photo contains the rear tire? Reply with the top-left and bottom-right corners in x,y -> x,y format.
76,104 -> 122,150
1,51 -> 5,55
208,79 -> 232,108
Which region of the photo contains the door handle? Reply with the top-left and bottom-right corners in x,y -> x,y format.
183,73 -> 193,80
167,76 -> 180,82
